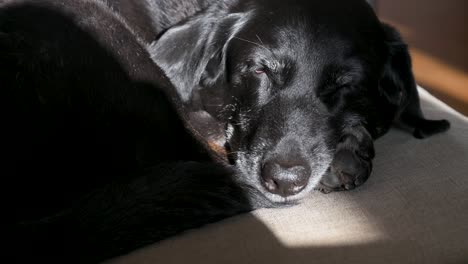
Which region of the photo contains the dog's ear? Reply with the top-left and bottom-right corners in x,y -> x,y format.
379,23 -> 450,139
148,10 -> 249,159
148,11 -> 249,105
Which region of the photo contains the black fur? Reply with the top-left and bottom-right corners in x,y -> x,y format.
1,0 -> 266,262
106,0 -> 217,42
1,0 -> 449,262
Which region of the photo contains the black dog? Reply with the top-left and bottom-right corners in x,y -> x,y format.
149,0 -> 450,200
1,0 -> 449,262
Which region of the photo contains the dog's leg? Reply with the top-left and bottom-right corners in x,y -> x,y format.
398,88 -> 451,139
317,125 -> 374,193
380,23 -> 450,139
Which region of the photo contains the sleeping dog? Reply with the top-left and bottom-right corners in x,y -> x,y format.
147,0 -> 450,199
1,0 -> 449,262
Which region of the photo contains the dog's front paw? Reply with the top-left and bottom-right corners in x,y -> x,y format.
318,126 -> 375,193
330,148 -> 372,190
317,149 -> 372,193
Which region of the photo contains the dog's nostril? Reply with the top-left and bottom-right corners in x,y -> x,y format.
263,178 -> 278,192
261,160 -> 310,197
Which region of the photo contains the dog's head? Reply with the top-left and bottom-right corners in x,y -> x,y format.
150,0 -> 415,203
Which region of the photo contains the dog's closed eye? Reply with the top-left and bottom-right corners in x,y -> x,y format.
254,68 -> 266,74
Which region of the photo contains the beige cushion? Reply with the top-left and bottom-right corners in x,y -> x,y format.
109,87 -> 468,264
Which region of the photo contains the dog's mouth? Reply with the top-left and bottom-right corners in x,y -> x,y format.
192,129 -> 314,203
187,110 -> 333,204
204,134 -> 332,204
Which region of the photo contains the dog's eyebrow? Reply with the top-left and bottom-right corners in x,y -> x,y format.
233,36 -> 269,51
336,72 -> 356,85
327,59 -> 364,85
232,36 -> 279,60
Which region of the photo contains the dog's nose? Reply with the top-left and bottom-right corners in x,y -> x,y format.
261,159 -> 310,197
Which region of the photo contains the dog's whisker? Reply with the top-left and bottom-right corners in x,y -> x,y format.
255,34 -> 265,46
233,36 -> 272,54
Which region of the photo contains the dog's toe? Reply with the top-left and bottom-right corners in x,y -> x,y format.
320,148 -> 372,193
